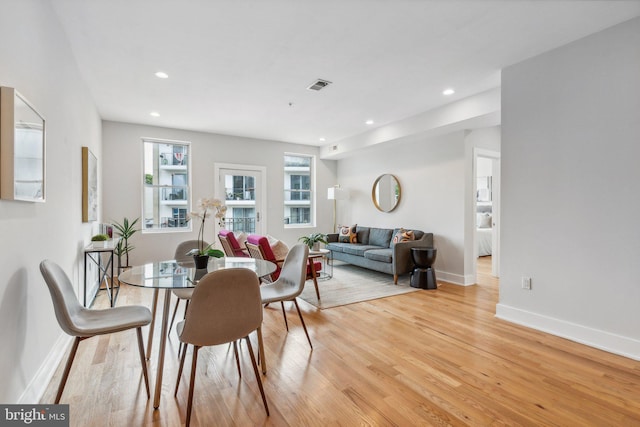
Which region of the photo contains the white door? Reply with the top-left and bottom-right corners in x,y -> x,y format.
215,163 -> 266,235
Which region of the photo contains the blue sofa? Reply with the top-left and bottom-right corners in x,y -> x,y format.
327,226 -> 433,284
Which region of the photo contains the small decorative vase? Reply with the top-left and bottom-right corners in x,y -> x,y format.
193,254 -> 209,269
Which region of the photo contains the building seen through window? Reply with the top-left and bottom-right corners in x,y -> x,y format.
142,140 -> 190,231
284,154 -> 313,226
222,175 -> 256,233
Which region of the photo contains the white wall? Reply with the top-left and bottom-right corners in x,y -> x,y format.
102,121 -> 337,264
499,17 -> 640,359
0,1 -> 102,403
335,127 -> 500,284
337,132 -> 464,283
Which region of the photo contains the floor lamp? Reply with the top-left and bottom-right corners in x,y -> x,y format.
327,186 -> 349,233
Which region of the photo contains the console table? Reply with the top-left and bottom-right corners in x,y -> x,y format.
83,240 -> 119,307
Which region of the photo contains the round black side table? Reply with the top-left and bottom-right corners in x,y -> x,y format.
410,247 -> 437,290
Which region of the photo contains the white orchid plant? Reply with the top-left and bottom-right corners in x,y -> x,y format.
186,197 -> 227,257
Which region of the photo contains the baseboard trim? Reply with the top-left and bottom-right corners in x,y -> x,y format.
18,333 -> 71,404
496,303 -> 640,361
436,271 -> 475,286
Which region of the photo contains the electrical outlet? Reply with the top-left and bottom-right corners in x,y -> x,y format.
521,277 -> 532,290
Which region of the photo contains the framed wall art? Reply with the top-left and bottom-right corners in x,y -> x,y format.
82,146 -> 98,222
0,86 -> 46,202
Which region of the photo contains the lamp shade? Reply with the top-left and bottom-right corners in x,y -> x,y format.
327,186 -> 349,200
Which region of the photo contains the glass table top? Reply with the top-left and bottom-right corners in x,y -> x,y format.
118,257 -> 277,289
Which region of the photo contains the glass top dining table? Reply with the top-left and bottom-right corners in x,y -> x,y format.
119,256 -> 277,289
118,257 -> 276,409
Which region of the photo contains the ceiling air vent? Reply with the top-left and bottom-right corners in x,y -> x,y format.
307,79 -> 332,91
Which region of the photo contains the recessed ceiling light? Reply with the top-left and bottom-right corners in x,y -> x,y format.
155,71 -> 169,79
319,137 -> 326,142
365,119 -> 374,125
150,111 -> 160,117
443,88 -> 455,96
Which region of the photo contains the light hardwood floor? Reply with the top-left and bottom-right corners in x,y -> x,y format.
41,258 -> 640,426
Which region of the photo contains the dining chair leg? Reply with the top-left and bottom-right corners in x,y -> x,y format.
136,327 -> 150,398
293,299 -> 313,349
55,336 -> 84,404
175,342 -> 188,396
257,327 -> 267,375
185,346 -> 200,427
245,336 -> 269,416
233,341 -> 242,378
280,301 -> 289,331
168,298 -> 181,335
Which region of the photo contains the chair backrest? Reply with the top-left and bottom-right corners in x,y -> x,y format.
180,268 -> 262,346
218,230 -> 248,257
174,240 -> 209,263
272,244 -> 309,298
40,260 -> 84,337
245,234 -> 281,281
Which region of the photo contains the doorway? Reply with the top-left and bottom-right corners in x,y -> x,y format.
474,149 -> 500,278
214,163 -> 267,235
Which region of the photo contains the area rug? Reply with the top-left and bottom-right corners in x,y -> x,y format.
298,263 -> 419,309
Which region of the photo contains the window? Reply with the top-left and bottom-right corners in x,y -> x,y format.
284,154 -> 313,226
142,139 -> 190,232
217,165 -> 264,235
289,207 -> 310,224
228,175 -> 255,201
227,207 -> 256,233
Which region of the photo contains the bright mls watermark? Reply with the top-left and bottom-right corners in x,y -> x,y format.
1,405 -> 68,426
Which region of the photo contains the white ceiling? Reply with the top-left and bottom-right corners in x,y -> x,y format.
51,0 -> 640,146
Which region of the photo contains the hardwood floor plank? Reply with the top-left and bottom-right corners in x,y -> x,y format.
39,259 -> 640,426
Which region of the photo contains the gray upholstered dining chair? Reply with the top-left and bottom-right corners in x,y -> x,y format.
168,240 -> 208,333
40,259 -> 152,403
260,244 -> 313,349
174,268 -> 269,426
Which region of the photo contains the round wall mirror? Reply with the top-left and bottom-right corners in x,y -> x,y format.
372,174 -> 401,212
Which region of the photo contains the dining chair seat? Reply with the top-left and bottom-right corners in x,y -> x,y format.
66,304 -> 152,336
174,268 -> 269,426
172,288 -> 193,300
40,259 -> 151,404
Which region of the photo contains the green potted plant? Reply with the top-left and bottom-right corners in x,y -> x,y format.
298,233 -> 328,251
91,233 -> 110,248
112,217 -> 139,271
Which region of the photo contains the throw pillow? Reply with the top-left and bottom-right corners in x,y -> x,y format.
338,224 -> 358,243
235,231 -> 247,248
271,240 -> 290,260
478,213 -> 492,228
392,228 -> 415,244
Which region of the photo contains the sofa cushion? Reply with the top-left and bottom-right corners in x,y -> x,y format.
338,224 -> 358,243
326,242 -> 349,253
364,248 -> 393,263
355,226 -> 370,245
342,244 -> 382,257
369,228 -> 393,248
